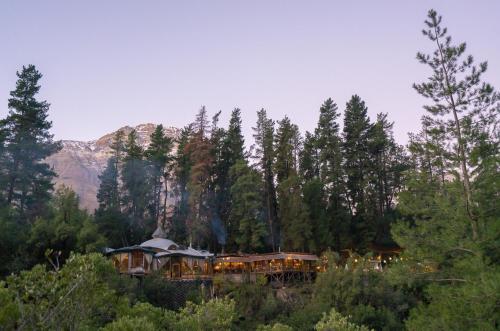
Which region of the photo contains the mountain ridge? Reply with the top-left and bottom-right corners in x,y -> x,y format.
45,123 -> 180,211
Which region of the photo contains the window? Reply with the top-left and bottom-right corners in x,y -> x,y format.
131,251 -> 143,269
120,254 -> 129,272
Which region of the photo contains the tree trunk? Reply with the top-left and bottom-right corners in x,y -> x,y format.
7,159 -> 19,205
162,173 -> 169,225
450,107 -> 478,240
435,30 -> 479,240
266,187 -> 276,252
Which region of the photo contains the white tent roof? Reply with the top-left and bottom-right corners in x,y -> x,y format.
140,238 -> 178,251
139,238 -> 213,258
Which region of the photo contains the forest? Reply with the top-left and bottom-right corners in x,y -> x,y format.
0,9 -> 498,331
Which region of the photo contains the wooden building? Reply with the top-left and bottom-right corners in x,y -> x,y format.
106,228 -> 213,280
106,227 -> 321,284
214,252 -> 320,284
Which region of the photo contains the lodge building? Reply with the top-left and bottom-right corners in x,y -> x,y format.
106,227 -> 214,280
106,227 -> 320,284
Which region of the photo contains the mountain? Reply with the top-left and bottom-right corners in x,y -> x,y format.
45,124 -> 180,211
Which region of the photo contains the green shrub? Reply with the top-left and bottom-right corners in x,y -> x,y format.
174,297 -> 237,331
257,322 -> 294,331
315,308 -> 372,331
101,316 -> 156,331
139,271 -> 178,309
0,283 -> 20,330
4,253 -> 130,330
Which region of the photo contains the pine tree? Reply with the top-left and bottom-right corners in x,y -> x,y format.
0,124 -> 8,205
278,175 -> 311,252
302,178 -> 327,252
315,99 -> 342,186
207,111 -> 228,248
413,9 -> 499,240
274,116 -> 301,183
390,10 -> 500,329
223,108 -> 245,162
95,130 -> 128,247
185,106 -> 214,246
343,95 -> 373,251
121,130 -> 151,239
229,161 -> 267,252
171,125 -> 193,244
314,98 -> 350,251
144,125 -> 173,225
110,129 -> 125,163
367,113 -> 409,245
96,157 -> 120,212
274,116 -> 311,250
300,131 -> 319,181
252,109 -> 278,251
220,108 -> 246,250
0,65 -> 60,219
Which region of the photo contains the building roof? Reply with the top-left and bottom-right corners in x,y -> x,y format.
152,226 -> 167,239
216,252 -> 319,262
140,238 -> 179,251
106,237 -> 213,259
104,245 -> 157,255
156,248 -> 213,259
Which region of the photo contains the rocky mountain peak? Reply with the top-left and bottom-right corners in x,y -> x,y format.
45,124 -> 180,211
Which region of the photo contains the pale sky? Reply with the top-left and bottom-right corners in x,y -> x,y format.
1,1 -> 499,146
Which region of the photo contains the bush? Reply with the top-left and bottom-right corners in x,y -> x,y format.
101,316 -> 157,331
312,258 -> 411,330
0,283 -> 20,330
4,253 -> 130,330
139,271 -> 178,309
404,269 -> 500,331
115,302 -> 174,329
257,322 -> 294,331
315,308 -> 372,331
174,297 -> 237,330
350,305 -> 400,331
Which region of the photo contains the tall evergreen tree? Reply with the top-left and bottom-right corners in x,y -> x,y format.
252,109 -> 278,251
343,95 -> 373,251
413,9 -> 499,240
229,161 -> 267,252
208,111 -> 228,249
220,108 -> 246,250
144,125 -> 173,225
299,131 -> 325,253
0,123 -> 8,205
0,65 -> 60,219
223,108 -> 245,163
171,125 -> 193,244
274,116 -> 311,250
95,156 -> 127,247
95,130 -> 128,247
299,131 -> 319,181
121,130 -> 152,239
274,116 -> 301,183
278,176 -> 311,252
314,98 -> 350,251
367,113 -> 409,244
390,11 -> 500,330
96,157 -> 120,212
95,130 -> 125,214
185,107 -> 214,247
315,99 -> 342,186
110,129 -> 125,164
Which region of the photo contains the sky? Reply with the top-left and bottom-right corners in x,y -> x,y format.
1,1 -> 499,146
